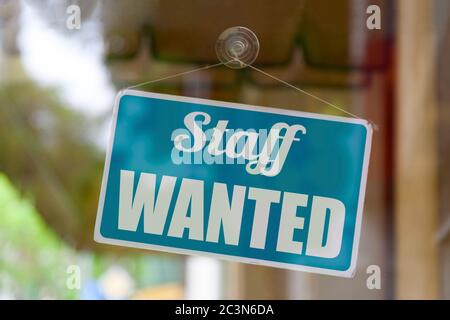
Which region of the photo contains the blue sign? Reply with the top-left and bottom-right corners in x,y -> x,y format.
95,90 -> 372,277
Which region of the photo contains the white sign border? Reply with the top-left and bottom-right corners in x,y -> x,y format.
94,89 -> 373,278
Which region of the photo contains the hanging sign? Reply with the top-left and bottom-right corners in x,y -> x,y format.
95,90 -> 372,277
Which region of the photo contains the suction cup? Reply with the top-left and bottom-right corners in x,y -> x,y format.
216,26 -> 259,69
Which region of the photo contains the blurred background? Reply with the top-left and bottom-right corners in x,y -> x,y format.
0,0 -> 449,299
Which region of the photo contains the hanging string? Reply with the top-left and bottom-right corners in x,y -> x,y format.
126,58 -> 377,130
235,58 -> 378,130
247,65 -> 361,120
127,61 -> 226,90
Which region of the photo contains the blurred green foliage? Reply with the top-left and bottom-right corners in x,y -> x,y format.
0,172 -> 78,299
0,82 -> 104,249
